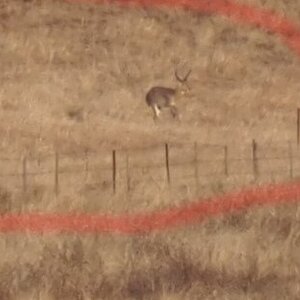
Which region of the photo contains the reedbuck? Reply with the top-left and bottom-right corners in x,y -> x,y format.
145,69 -> 191,120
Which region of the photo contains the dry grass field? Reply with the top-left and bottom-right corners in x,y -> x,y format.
1,0 -> 300,298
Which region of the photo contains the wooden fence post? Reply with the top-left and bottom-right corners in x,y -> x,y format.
22,156 -> 27,193
194,142 -> 199,193
126,150 -> 131,192
165,143 -> 171,186
55,152 -> 59,196
84,149 -> 89,181
112,150 -> 116,194
288,141 -> 293,179
224,145 -> 228,176
297,108 -> 300,147
252,139 -> 258,179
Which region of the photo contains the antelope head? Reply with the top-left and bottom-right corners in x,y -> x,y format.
175,68 -> 192,96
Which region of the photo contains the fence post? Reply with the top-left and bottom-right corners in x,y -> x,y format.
252,139 -> 258,179
126,150 -> 131,192
55,152 -> 59,196
194,142 -> 199,193
297,108 -> 300,147
112,150 -> 116,194
22,156 -> 27,193
288,141 -> 293,179
165,143 -> 171,186
224,145 -> 228,176
37,154 -> 41,167
84,149 -> 89,181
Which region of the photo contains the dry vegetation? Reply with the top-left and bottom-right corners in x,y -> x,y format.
1,0 -> 300,298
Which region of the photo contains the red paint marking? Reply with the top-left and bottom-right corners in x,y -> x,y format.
1,181 -> 300,234
66,0 -> 300,56
2,0 -> 299,234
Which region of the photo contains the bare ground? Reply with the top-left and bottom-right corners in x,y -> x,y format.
1,0 -> 300,299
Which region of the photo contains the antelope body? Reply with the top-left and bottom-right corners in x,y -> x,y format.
145,69 -> 191,120
146,87 -> 178,118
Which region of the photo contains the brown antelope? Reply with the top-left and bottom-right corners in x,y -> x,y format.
145,69 -> 191,120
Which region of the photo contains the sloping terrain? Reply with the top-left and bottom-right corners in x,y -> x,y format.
1,0 -> 300,299
1,0 -> 300,157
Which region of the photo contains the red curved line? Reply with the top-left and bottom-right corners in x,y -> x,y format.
66,0 -> 300,56
1,181 -> 300,234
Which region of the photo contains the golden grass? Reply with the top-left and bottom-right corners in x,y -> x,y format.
1,0 -> 300,298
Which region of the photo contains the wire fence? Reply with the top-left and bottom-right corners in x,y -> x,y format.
1,138 -> 300,197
